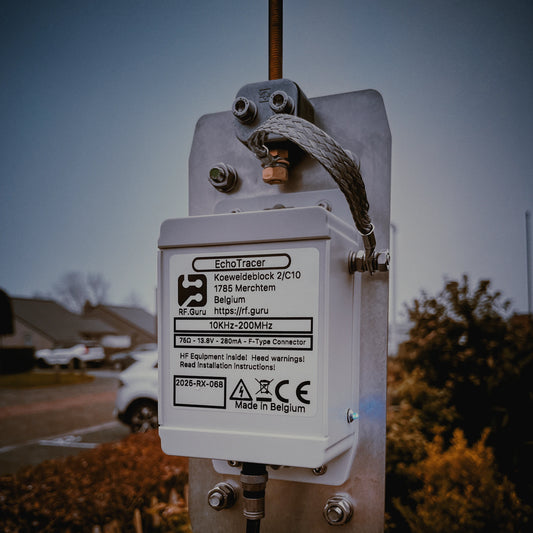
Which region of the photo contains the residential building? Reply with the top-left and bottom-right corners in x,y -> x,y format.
2,297 -> 115,350
83,303 -> 156,349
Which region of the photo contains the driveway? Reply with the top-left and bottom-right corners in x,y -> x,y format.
0,370 -> 130,475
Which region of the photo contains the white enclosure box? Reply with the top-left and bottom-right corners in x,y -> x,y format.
158,206 -> 361,469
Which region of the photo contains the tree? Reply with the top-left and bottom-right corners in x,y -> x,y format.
386,359 -> 458,531
404,276 -> 519,438
395,429 -> 529,532
398,275 -> 533,515
53,271 -> 110,314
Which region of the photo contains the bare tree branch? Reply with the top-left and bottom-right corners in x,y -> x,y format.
53,271 -> 109,313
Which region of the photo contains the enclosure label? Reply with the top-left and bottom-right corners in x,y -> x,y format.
169,247 -> 319,416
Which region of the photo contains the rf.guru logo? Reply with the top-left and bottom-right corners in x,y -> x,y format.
178,274 -> 207,307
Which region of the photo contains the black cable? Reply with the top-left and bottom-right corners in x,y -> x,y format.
241,462 -> 268,533
246,518 -> 261,533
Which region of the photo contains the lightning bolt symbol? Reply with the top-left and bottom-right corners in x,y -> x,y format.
239,385 -> 244,397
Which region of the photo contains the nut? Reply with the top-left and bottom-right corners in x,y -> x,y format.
262,166 -> 289,184
377,251 -> 390,272
323,495 -> 354,526
262,148 -> 289,185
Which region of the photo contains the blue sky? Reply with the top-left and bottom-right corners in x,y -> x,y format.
1,0 -> 532,322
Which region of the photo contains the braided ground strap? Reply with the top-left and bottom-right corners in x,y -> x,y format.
247,113 -> 373,236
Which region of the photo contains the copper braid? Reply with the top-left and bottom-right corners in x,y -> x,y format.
246,113 -> 373,237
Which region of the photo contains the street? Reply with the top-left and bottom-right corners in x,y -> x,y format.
0,370 -> 130,475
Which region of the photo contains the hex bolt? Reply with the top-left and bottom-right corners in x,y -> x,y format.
207,482 -> 238,511
348,249 -> 390,274
323,495 -> 354,526
269,90 -> 294,114
208,163 -> 238,192
232,96 -> 257,123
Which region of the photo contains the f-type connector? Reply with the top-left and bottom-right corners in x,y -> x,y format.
241,463 -> 268,524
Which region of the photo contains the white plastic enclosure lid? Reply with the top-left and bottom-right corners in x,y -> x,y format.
158,205 -> 360,468
158,205 -> 357,249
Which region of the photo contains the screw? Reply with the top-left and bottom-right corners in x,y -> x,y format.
207,482 -> 237,511
269,90 -> 294,114
347,409 -> 359,423
232,96 -> 257,123
227,460 -> 242,468
316,200 -> 332,211
208,163 -> 238,192
323,496 -> 354,526
312,465 -> 328,476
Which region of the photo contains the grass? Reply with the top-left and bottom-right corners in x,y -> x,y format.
0,371 -> 94,388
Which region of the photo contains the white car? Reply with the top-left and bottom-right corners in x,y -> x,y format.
36,342 -> 105,369
115,351 -> 158,433
110,343 -> 158,370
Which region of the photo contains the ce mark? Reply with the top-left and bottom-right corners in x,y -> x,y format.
275,380 -> 311,405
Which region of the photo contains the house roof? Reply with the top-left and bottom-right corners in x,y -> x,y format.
12,297 -> 116,345
86,304 -> 156,337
